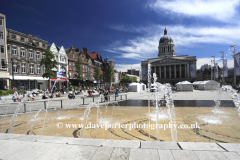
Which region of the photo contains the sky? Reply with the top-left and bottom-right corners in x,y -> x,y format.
2,0 -> 240,72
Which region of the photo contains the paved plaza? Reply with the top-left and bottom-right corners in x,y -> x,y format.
0,89 -> 239,159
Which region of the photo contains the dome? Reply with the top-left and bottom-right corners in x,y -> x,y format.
159,27 -> 173,43
160,35 -> 173,43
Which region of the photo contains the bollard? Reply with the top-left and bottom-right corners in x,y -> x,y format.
61,100 -> 63,109
93,96 -> 94,102
101,97 -> 103,103
44,101 -> 46,110
109,96 -> 110,101
83,97 -> 84,105
24,103 -> 26,113
120,95 -> 122,100
115,95 -> 116,101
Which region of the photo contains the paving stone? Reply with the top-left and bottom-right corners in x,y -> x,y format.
103,140 -> 140,148
0,139 -> 9,147
0,133 -> 23,140
68,138 -> 105,146
141,141 -> 180,150
110,148 -> 130,160
194,151 -> 228,160
23,143 -> 64,160
91,146 -> 114,160
0,140 -> 24,155
8,134 -> 44,142
221,152 -> 240,160
59,145 -> 98,160
171,150 -> 199,160
129,148 -> 159,160
35,135 -> 73,144
158,150 -> 174,160
178,142 -> 225,151
36,143 -> 73,160
0,141 -> 45,160
218,143 -> 240,152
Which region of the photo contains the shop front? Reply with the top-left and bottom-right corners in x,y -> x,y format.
9,76 -> 49,90
50,78 -> 68,89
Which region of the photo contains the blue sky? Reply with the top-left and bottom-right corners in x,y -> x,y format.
2,0 -> 240,71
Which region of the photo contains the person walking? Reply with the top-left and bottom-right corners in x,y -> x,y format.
104,90 -> 108,102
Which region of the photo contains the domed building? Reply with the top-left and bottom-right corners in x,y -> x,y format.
141,27 -> 197,85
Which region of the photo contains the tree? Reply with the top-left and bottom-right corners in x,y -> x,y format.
120,75 -> 137,83
40,48 -> 58,90
74,56 -> 82,81
106,64 -> 115,82
93,65 -> 102,81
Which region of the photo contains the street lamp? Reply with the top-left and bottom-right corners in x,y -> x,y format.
211,56 -> 215,80
220,51 -> 224,83
230,45 -> 236,86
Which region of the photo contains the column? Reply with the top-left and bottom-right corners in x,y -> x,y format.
187,63 -> 189,77
174,65 -> 176,78
185,64 -> 187,78
179,64 -> 181,78
28,79 -> 30,90
154,66 -> 156,74
164,66 -> 166,79
159,66 -> 161,79
169,65 -> 171,79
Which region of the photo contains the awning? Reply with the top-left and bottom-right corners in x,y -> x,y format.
51,78 -> 67,81
10,76 -> 49,80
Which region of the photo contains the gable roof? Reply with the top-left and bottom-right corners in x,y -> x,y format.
88,53 -> 98,59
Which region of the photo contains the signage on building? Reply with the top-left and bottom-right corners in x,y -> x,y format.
190,64 -> 195,77
57,72 -> 63,78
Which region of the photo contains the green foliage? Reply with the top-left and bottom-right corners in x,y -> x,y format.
40,48 -> 58,78
120,75 -> 137,83
106,64 -> 114,82
0,89 -> 15,96
93,65 -> 102,81
74,57 -> 82,80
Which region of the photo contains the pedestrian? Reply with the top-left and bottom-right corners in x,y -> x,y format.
104,90 -> 108,101
4,85 -> 7,90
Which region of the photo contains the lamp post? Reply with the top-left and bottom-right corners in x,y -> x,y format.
230,45 -> 236,86
220,51 -> 224,84
211,56 -> 215,80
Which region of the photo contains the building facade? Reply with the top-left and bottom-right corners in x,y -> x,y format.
141,28 -> 197,85
49,43 -> 68,88
7,29 -> 48,90
0,13 -> 9,89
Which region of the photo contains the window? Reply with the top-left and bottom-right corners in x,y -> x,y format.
36,52 -> 40,59
73,63 -> 75,70
37,65 -> 41,74
69,72 -> 72,78
29,51 -> 33,58
43,66 -> 45,73
61,56 -> 65,62
0,46 -> 4,53
82,56 -> 84,61
12,34 -> 16,39
30,64 -> 34,74
0,19 -> 2,25
69,62 -> 71,69
12,47 -> 17,55
20,37 -> 24,42
42,44 -> 45,48
72,54 -> 75,58
22,63 -> 26,73
20,48 -> 25,57
55,56 -> 58,60
0,31 -> 3,39
82,65 -> 84,71
61,65 -> 65,70
42,54 -> 46,58
13,62 -> 18,73
36,42 -> 39,46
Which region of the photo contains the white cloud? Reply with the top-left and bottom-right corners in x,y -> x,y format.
197,57 -> 234,69
149,0 -> 240,22
106,24 -> 240,61
114,63 -> 141,72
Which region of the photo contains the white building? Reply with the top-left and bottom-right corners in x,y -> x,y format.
49,43 -> 68,88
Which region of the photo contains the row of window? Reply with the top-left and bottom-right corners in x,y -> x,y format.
54,55 -> 67,62
13,63 -> 45,74
11,34 -> 46,47
0,31 -> 3,39
12,47 -> 45,59
0,19 -> 2,25
0,45 -> 4,53
162,46 -> 172,53
69,72 -> 88,79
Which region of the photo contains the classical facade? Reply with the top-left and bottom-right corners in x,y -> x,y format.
141,28 -> 197,85
0,13 -> 9,89
49,43 -> 68,88
7,29 -> 48,90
